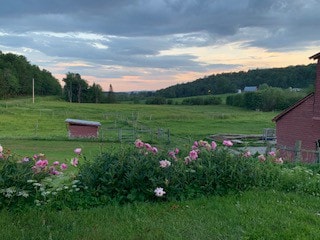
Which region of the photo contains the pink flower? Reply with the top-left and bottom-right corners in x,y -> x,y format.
74,148 -> 82,155
35,159 -> 48,168
168,151 -> 175,157
211,141 -> 217,150
184,156 -> 192,165
0,145 -> 3,153
144,143 -> 152,151
53,161 -> 60,166
159,160 -> 171,168
60,163 -> 68,170
199,140 -> 207,147
275,157 -> 283,164
49,166 -> 61,175
258,154 -> 266,162
204,143 -> 211,151
223,140 -> 233,147
174,148 -> 179,154
152,147 -> 158,154
154,187 -> 166,197
189,150 -> 198,160
22,157 -> 30,162
243,151 -> 251,158
135,139 -> 144,148
193,141 -> 199,147
268,151 -> 276,157
71,158 -> 79,167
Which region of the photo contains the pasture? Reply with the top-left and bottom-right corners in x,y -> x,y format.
0,96 -> 276,158
2,97 -> 320,239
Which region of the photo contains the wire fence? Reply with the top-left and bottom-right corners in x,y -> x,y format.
99,126 -> 170,144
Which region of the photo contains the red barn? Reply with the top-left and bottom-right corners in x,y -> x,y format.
65,118 -> 101,138
273,52 -> 320,162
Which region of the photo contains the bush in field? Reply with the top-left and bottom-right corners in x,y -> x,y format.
145,97 -> 167,105
181,96 -> 222,105
226,87 -> 305,111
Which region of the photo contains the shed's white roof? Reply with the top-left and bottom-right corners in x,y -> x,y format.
65,118 -> 101,126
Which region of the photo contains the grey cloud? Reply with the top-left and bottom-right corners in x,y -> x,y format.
0,0 -> 319,92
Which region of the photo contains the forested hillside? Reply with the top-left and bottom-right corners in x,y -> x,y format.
0,52 -> 61,99
156,64 -> 316,98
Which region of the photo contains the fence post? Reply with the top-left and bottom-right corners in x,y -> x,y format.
294,140 -> 302,163
317,142 -> 320,164
265,142 -> 272,155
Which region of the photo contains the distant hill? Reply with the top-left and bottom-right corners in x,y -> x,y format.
155,64 -> 316,98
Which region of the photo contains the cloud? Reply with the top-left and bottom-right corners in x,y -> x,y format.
0,0 -> 319,91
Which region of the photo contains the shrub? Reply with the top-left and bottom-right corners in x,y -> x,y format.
181,96 -> 221,105
77,140 -> 287,204
0,146 -> 84,210
2,140 -> 320,210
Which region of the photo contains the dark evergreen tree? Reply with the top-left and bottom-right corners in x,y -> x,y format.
106,84 -> 116,103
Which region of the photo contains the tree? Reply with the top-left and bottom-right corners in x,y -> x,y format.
0,52 -> 61,98
63,73 -> 88,103
88,83 -> 103,103
106,84 -> 116,103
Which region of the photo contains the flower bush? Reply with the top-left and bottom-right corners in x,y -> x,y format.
0,145 -> 85,210
77,139 -> 303,204
2,139 -> 320,210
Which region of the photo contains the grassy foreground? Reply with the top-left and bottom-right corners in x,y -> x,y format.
2,97 -> 319,239
0,190 -> 319,239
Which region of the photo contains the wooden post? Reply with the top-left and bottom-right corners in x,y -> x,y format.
294,140 -> 302,163
265,142 -> 272,155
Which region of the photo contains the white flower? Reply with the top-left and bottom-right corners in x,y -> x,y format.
159,160 -> 171,168
154,187 -> 166,197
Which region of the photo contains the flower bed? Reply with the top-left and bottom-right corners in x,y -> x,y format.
1,139 -> 320,210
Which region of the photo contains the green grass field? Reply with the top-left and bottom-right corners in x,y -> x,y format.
0,96 -> 277,158
2,96 -> 319,240
1,190 -> 319,239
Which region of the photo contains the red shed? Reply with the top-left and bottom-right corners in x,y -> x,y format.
273,52 -> 320,161
65,118 -> 101,138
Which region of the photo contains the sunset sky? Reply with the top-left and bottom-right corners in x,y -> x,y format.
0,0 -> 320,92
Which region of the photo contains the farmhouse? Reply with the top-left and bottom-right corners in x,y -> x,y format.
65,118 -> 101,138
273,52 -> 320,162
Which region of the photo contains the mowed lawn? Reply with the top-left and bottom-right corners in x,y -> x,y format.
1,190 -> 320,239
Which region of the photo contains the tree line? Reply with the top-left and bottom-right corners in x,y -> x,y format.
0,52 -> 115,103
155,64 -> 316,98
0,52 -> 61,99
226,85 -> 308,111
62,72 -> 116,103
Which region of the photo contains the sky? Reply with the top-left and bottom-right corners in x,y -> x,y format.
0,0 -> 320,92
